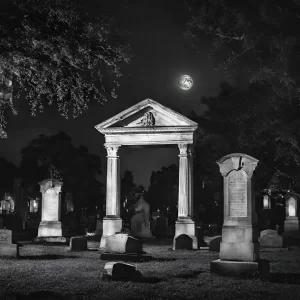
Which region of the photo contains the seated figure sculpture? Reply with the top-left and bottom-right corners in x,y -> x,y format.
130,194 -> 153,239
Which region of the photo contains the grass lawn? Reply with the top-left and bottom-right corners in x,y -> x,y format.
0,236 -> 300,300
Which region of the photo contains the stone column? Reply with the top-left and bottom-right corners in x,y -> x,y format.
173,143 -> 197,250
37,178 -> 63,238
100,144 -> 122,249
211,153 -> 269,277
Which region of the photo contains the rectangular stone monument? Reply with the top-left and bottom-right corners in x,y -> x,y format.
36,179 -> 65,242
0,229 -> 19,257
211,153 -> 270,277
284,193 -> 299,232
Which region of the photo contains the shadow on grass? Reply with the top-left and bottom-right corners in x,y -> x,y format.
102,274 -> 164,284
270,273 -> 300,284
151,257 -> 177,262
19,255 -> 78,260
16,290 -> 65,299
173,270 -> 205,279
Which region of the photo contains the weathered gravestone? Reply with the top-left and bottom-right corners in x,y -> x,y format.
37,179 -> 64,240
174,234 -> 193,250
259,230 -> 283,248
105,233 -> 143,253
210,153 -> 270,278
0,229 -> 19,257
102,262 -> 142,281
283,192 -> 300,232
69,236 -> 87,251
208,236 -> 222,252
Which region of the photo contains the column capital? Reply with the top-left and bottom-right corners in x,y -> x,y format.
104,144 -> 121,157
178,144 -> 194,157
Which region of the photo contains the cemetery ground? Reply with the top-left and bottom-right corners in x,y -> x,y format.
0,236 -> 300,300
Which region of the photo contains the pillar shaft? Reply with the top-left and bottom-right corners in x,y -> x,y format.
105,145 -> 121,216
173,143 -> 197,250
100,144 -> 122,249
178,144 -> 193,218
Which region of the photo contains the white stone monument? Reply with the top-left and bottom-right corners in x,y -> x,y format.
130,194 -> 154,239
37,178 -> 63,238
283,192 -> 299,232
95,98 -> 199,251
211,153 -> 270,277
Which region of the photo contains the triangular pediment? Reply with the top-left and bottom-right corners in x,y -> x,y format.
95,98 -> 198,132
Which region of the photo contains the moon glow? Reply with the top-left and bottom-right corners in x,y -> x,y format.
178,75 -> 193,90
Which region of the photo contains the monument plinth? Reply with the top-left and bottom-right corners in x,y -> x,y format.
36,179 -> 64,241
210,153 -> 270,278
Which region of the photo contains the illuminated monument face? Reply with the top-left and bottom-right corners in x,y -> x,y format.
178,75 -> 193,90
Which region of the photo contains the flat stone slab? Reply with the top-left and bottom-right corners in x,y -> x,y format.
0,243 -> 19,258
101,253 -> 152,262
105,233 -> 143,253
210,259 -> 270,279
102,262 -> 142,281
69,237 -> 87,251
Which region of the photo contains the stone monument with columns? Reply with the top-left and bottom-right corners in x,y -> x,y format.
173,143 -> 197,249
99,145 -> 122,249
95,98 -> 199,251
37,178 -> 63,238
211,153 -> 270,277
283,192 -> 299,232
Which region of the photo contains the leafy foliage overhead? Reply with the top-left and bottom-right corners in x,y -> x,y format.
186,0 -> 300,100
0,0 -> 131,138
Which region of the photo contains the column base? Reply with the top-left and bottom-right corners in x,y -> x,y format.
37,221 -> 62,237
173,218 -> 197,250
210,259 -> 270,279
99,216 -> 122,250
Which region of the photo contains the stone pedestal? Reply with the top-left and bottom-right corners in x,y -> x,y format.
37,179 -> 63,238
211,153 -> 269,277
38,221 -> 62,237
100,145 -> 123,250
173,144 -> 197,250
284,217 -> 299,231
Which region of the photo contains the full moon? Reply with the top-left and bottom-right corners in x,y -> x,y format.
178,75 -> 193,90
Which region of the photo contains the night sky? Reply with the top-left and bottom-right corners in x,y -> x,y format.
0,0 -> 237,188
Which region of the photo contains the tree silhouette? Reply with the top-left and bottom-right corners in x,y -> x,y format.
0,0 -> 131,138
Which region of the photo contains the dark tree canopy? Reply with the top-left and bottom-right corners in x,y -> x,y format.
147,164 -> 179,211
186,0 -> 300,101
20,130 -> 104,211
0,0 -> 131,138
192,81 -> 300,194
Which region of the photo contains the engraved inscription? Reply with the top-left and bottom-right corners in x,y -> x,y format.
43,189 -> 59,221
228,170 -> 247,217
